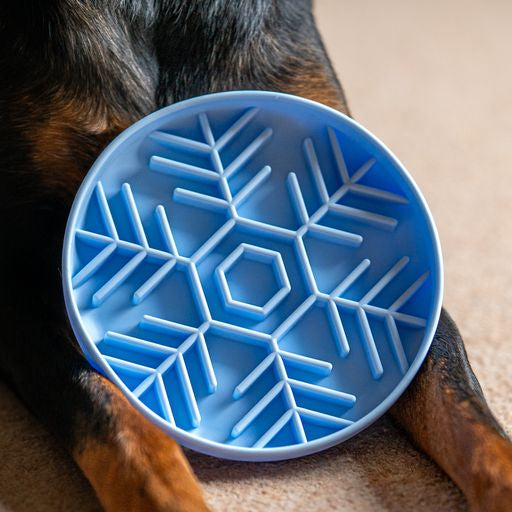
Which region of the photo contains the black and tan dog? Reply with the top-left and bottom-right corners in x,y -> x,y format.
1,1 -> 511,511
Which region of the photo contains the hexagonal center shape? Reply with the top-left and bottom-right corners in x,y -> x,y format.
215,243 -> 291,320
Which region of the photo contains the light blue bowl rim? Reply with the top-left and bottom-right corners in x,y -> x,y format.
62,90 -> 444,461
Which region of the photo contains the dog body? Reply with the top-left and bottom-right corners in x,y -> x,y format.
1,1 -> 511,510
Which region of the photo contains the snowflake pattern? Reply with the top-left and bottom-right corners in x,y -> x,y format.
72,106 -> 431,449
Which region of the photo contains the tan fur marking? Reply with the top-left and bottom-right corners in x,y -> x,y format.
284,66 -> 349,113
73,378 -> 210,512
26,93 -> 131,197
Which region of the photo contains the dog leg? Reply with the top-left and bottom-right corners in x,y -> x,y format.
73,371 -> 211,512
1,302 -> 210,512
390,309 -> 512,511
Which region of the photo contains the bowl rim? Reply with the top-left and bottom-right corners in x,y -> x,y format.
62,90 -> 444,461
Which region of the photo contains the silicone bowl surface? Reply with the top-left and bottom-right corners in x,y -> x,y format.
62,91 -> 443,461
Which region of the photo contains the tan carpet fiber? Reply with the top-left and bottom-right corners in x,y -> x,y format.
1,1 -> 510,510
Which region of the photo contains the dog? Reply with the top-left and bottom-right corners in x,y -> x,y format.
1,1 -> 511,510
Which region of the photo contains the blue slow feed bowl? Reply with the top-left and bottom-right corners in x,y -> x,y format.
62,91 -> 443,461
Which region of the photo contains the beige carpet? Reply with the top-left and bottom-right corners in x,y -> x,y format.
1,0 -> 511,510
